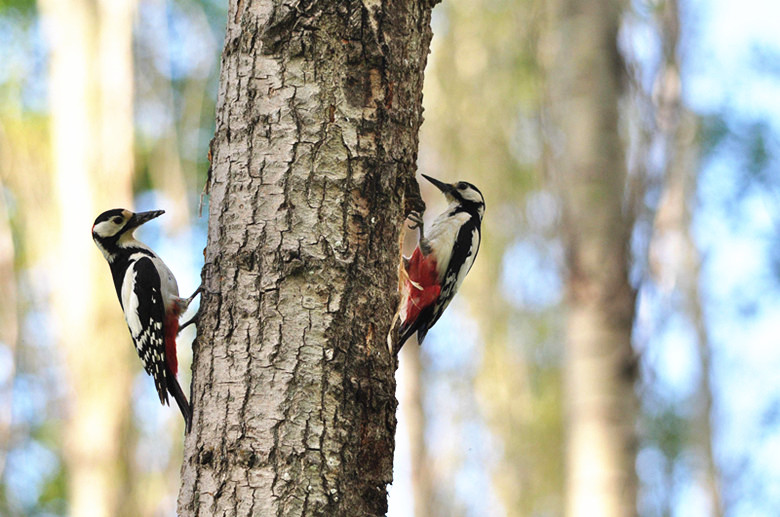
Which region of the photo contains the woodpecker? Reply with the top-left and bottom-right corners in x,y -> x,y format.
92,209 -> 200,432
394,174 -> 485,352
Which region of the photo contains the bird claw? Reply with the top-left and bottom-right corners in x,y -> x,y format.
184,285 -> 204,307
407,210 -> 424,230
407,211 -> 426,242
178,310 -> 199,335
178,285 -> 204,335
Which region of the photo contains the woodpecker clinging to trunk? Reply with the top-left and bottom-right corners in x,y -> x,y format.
393,174 -> 485,353
92,209 -> 200,432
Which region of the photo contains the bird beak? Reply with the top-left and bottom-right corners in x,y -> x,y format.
127,210 -> 165,229
421,174 -> 455,197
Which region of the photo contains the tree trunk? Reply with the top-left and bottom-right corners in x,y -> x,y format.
0,178 -> 16,480
545,0 -> 639,516
178,0 -> 436,515
39,0 -> 137,515
652,0 -> 723,512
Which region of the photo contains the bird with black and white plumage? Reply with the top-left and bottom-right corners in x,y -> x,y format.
391,174 -> 485,354
92,208 -> 201,432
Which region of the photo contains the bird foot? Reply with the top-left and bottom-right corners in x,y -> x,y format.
184,285 -> 203,307
178,310 -> 200,335
178,285 -> 203,335
407,211 -> 425,241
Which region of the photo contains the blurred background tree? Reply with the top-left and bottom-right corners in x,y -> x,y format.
2,0 -> 780,515
0,0 -> 219,515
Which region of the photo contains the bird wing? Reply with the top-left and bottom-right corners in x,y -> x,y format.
121,256 -> 169,405
427,221 -> 479,328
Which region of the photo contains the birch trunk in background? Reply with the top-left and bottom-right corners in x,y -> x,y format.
178,0 -> 437,514
545,0 -> 639,515
39,0 -> 137,515
0,179 -> 16,480
401,345 -> 433,517
655,0 -> 723,513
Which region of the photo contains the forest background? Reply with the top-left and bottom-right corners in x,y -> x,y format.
1,0 -> 780,515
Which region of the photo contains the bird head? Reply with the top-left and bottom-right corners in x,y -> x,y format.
92,209 -> 164,260
421,174 -> 485,219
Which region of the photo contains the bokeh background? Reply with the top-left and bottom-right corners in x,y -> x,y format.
2,0 -> 780,515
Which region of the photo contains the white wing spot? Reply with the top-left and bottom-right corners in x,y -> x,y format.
121,266 -> 143,339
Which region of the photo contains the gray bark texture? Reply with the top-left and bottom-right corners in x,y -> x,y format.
546,0 -> 639,516
177,0 -> 436,515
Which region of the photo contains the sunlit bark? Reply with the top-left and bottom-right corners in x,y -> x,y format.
177,0 -> 437,514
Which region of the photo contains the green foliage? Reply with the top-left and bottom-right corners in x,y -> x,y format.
645,404 -> 688,463
698,114 -> 730,156
0,0 -> 35,15
744,121 -> 771,180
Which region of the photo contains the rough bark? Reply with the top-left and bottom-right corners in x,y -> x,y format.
39,0 -> 137,515
178,0 -> 436,515
545,0 -> 639,516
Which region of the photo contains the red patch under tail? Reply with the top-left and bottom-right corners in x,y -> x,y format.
402,247 -> 441,327
164,313 -> 179,376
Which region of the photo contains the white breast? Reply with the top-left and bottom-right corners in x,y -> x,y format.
425,210 -> 472,281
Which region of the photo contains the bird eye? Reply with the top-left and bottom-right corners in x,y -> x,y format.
458,183 -> 467,190
113,217 -> 124,225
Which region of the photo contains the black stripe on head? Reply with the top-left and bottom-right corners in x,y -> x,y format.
93,208 -> 127,227
452,182 -> 483,200
458,181 -> 482,198
450,182 -> 485,217
92,208 -> 132,249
